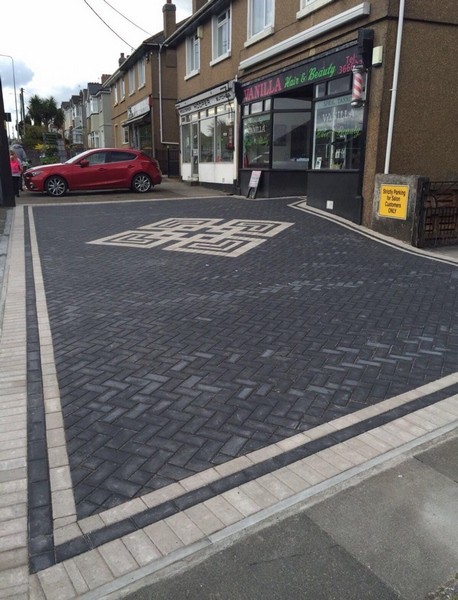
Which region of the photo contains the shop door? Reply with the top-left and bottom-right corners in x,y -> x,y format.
191,122 -> 199,178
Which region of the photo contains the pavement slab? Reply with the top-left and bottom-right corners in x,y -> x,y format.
0,191 -> 457,599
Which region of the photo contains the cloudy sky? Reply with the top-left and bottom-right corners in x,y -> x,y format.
0,0 -> 192,130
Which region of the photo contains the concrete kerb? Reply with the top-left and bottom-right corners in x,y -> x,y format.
0,207 -> 14,338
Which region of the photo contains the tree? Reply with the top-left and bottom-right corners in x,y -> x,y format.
27,95 -> 60,131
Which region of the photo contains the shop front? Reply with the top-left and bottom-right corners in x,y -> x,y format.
177,83 -> 238,191
240,42 -> 366,223
122,97 -> 153,156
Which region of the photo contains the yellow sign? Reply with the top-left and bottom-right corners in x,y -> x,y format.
378,185 -> 409,219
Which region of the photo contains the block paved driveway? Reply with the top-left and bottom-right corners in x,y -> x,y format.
28,196 -> 458,522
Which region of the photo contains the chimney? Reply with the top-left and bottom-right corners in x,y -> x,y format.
192,0 -> 208,13
101,74 -> 111,84
118,53 -> 126,66
163,0 -> 176,38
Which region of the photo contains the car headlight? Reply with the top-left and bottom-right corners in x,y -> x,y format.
28,170 -> 43,177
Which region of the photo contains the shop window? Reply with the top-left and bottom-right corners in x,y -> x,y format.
182,123 -> 191,163
186,33 -> 200,76
249,0 -> 274,39
272,111 -> 311,169
312,94 -> 363,170
328,76 -> 351,95
212,9 -> 231,62
200,117 -> 215,162
243,114 -> 271,168
273,98 -> 311,110
215,113 -> 234,162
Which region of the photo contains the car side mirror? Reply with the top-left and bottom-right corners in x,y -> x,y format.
79,159 -> 89,168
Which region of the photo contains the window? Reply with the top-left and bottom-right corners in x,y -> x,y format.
120,78 -> 126,100
243,114 -> 271,168
181,121 -> 191,163
107,151 -> 135,162
272,111 -> 311,169
215,112 -> 234,162
186,33 -> 200,76
212,9 -> 231,61
138,58 -> 146,88
85,152 -> 106,165
299,0 -> 333,16
249,0 -> 273,38
312,94 -> 363,170
128,68 -> 135,95
200,117 -> 215,162
113,83 -> 118,105
122,126 -> 129,144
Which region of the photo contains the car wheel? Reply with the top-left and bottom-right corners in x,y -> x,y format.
132,173 -> 152,193
45,176 -> 67,197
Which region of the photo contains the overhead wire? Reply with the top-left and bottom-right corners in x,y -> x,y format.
82,0 -> 134,49
101,0 -> 151,35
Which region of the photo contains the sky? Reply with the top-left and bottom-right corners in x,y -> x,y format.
0,0 -> 192,132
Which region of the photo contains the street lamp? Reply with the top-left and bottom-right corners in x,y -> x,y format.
0,53 -> 19,139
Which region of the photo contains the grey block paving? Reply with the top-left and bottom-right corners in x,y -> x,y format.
30,198 -> 458,518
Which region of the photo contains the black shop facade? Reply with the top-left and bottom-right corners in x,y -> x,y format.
239,42 -> 366,223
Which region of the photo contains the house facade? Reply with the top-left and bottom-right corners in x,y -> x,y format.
103,1 -> 180,175
85,78 -> 113,149
167,0 -> 458,226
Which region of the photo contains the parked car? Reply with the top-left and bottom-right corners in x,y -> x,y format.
24,148 -> 162,197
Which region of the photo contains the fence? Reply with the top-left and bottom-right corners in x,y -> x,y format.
417,181 -> 458,248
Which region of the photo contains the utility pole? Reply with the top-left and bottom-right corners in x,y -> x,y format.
0,76 -> 15,207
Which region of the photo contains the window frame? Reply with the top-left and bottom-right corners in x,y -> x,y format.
247,0 -> 274,43
297,0 -> 333,19
128,68 -> 135,95
122,126 -> 129,145
120,78 -> 126,101
137,57 -> 146,88
186,32 -> 200,78
211,8 -> 231,64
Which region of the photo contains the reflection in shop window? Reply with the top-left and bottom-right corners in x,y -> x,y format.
312,94 -> 363,170
243,114 -> 271,167
272,111 -> 311,169
200,117 -> 215,162
182,123 -> 191,163
215,113 -> 234,162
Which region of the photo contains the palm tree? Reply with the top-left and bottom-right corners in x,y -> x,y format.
28,95 -> 44,126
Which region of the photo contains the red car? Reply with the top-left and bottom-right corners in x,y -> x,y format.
24,148 -> 162,197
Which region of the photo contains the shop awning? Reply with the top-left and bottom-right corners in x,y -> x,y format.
122,111 -> 150,127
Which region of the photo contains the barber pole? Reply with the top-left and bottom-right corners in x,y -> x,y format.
351,65 -> 365,107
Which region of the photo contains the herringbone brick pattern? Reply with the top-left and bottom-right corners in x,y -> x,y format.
32,199 -> 458,517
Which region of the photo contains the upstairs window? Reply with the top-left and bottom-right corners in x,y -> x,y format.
299,0 -> 333,16
120,78 -> 126,100
212,9 -> 231,62
128,68 -> 135,95
137,57 -> 146,88
113,83 -> 118,105
249,0 -> 273,39
186,32 -> 200,76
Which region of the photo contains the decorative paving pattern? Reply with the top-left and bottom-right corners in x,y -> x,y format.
87,218 -> 293,257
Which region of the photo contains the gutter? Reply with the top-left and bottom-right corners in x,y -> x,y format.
158,44 -> 179,146
384,0 -> 405,174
